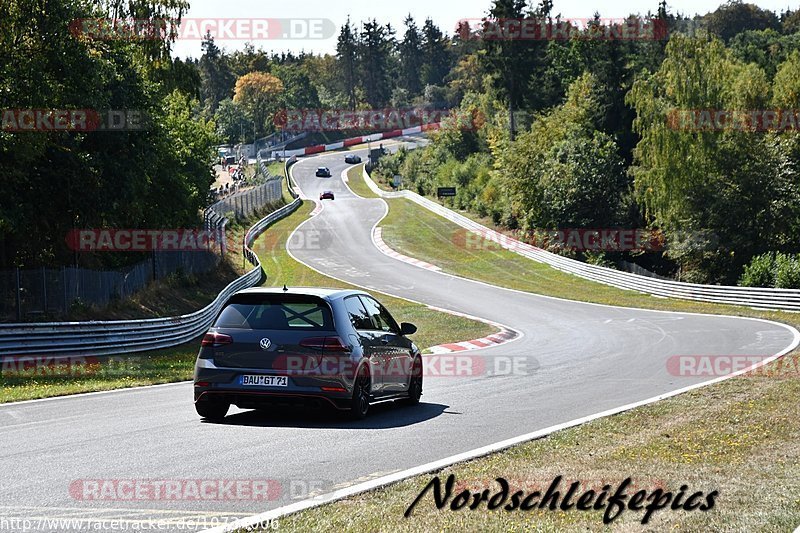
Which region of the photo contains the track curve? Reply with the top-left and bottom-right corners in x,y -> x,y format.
0,145 -> 796,531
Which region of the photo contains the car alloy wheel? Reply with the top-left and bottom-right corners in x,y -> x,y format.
402,357 -> 423,405
350,366 -> 371,419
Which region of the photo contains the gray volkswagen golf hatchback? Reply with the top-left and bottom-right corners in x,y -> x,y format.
194,287 -> 422,420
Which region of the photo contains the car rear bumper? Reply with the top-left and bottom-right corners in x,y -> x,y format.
195,389 -> 350,410
194,364 -> 352,410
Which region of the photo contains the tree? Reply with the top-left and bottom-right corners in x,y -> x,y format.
480,0 -> 550,139
420,19 -> 451,88
272,63 -> 321,110
701,1 -> 780,42
358,19 -> 394,108
213,98 -> 248,144
494,74 -> 628,232
398,16 -> 424,96
98,0 -> 189,61
199,33 -> 235,115
447,53 -> 487,102
233,72 -> 284,139
228,43 -> 271,76
0,0 -> 219,269
627,35 -> 790,282
729,29 -> 800,77
336,18 -> 358,110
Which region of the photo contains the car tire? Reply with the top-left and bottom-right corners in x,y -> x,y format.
401,357 -> 423,406
195,400 -> 229,420
349,366 -> 371,419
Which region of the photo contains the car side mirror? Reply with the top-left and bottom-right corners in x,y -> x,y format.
399,322 -> 417,336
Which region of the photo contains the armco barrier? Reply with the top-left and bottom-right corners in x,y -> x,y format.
361,166 -> 800,312
0,198 -> 301,357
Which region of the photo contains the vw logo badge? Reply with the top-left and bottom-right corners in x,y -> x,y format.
259,338 -> 272,351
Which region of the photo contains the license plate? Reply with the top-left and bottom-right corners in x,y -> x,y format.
240,375 -> 288,387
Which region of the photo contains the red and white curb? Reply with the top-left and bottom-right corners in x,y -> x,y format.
423,305 -> 520,354
372,227 -> 440,272
426,328 -> 519,354
282,124 -> 440,158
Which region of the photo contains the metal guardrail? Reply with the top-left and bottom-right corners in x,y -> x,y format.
361,166 -> 800,312
0,198 -> 302,357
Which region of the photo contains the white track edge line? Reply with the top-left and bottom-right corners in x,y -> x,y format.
203,319 -> 799,533
0,380 -> 191,407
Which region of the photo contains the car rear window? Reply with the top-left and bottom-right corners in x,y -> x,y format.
215,294 -> 334,330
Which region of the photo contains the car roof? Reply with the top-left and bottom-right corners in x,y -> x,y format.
236,286 -> 366,301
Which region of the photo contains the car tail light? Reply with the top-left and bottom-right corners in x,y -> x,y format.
195,381 -> 211,387
201,332 -> 233,347
300,336 -> 350,353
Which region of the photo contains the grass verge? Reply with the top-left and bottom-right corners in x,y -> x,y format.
380,197 -> 800,326
0,343 -> 199,403
344,163 -> 378,198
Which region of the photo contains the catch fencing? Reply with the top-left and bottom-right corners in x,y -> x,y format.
206,178 -> 283,221
0,252 -> 219,322
0,197 -> 301,356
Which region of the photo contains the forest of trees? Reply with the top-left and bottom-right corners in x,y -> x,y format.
4,0 -> 800,286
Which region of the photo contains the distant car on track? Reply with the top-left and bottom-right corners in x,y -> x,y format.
319,190 -> 335,201
344,154 -> 362,164
316,167 -> 332,177
194,287 -> 421,420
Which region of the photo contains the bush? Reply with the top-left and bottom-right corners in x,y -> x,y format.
739,252 -> 800,288
775,253 -> 800,288
739,252 -> 776,287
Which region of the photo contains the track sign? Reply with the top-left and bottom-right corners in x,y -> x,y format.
437,187 -> 457,198
393,175 -> 402,187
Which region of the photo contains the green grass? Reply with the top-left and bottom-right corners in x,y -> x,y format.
0,343 -> 199,403
267,161 -> 285,177
345,163 -> 378,198
380,197 -> 800,328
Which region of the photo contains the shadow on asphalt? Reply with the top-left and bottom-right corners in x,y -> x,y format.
204,401 -> 450,429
